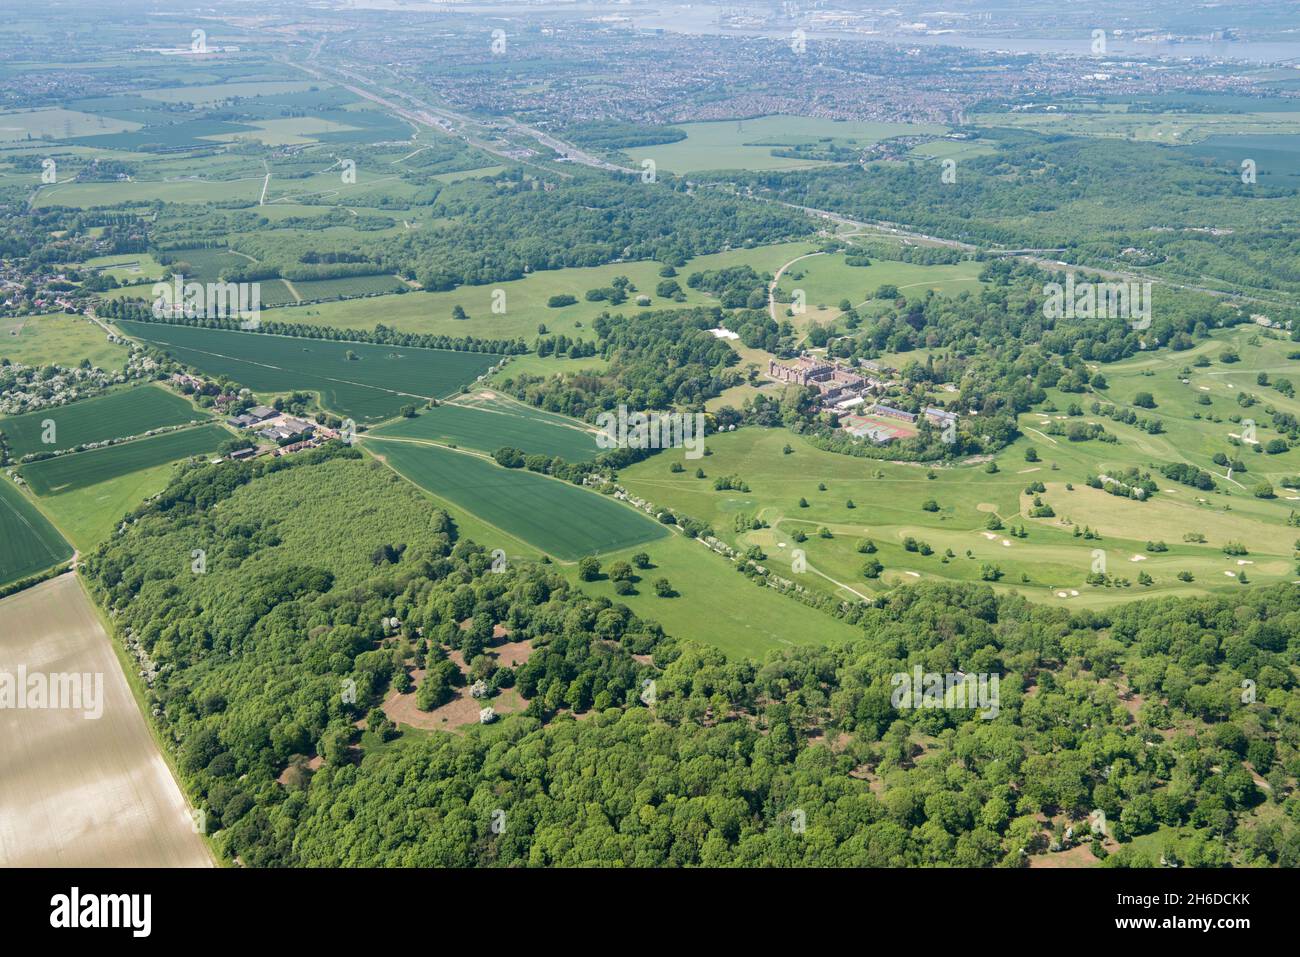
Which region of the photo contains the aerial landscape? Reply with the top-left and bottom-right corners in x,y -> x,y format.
0,0 -> 1296,907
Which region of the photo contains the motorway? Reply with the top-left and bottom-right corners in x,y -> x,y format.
285,50 -> 1288,310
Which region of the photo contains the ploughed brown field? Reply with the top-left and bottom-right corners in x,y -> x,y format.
0,574 -> 212,867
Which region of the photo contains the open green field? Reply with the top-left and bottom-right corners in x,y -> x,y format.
286,274 -> 407,301
368,437 -> 667,560
203,116 -> 363,147
20,423 -> 228,496
357,434 -> 858,658
433,165 -> 505,183
372,392 -> 601,461
116,321 -> 500,422
138,81 -> 317,104
906,138 -> 999,162
625,115 -> 946,173
705,380 -> 782,413
561,531 -> 863,659
267,241 -> 817,340
0,314 -> 127,371
0,384 -> 203,457
0,106 -> 138,140
34,176 -> 265,208
617,419 -> 1295,611
0,478 -> 73,586
83,252 -> 166,283
490,353 -> 609,384
1182,133 -> 1300,187
976,101 -> 1300,144
775,250 -> 987,330
262,169 -> 423,207
1040,325 -> 1300,491
153,246 -> 249,282
27,459 -> 184,553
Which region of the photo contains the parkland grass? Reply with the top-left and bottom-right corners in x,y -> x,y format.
617,418 -> 1295,611
561,531 -> 863,659
267,242 -> 817,340
624,115 -> 947,173
27,459 -> 184,553
0,313 -> 128,372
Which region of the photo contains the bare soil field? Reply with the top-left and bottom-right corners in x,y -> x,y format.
0,574 -> 212,867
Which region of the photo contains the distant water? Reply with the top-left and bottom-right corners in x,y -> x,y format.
627,8 -> 1300,64
344,1 -> 1300,65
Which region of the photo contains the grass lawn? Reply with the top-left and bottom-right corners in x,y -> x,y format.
1061,325 -> 1300,490
560,531 -> 862,659
706,380 -> 782,413
0,313 -> 128,371
433,165 -> 505,183
34,176 -> 265,208
625,115 -> 947,173
618,419 -> 1293,611
774,251 -> 986,333
83,252 -> 166,283
138,81 -> 317,105
203,116 -> 362,147
490,353 -> 609,384
978,105 -> 1300,144
906,139 -> 999,161
27,459 -> 182,553
265,241 -> 817,340
0,106 -> 139,140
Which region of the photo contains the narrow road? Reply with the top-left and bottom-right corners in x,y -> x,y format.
270,37 -> 1294,312
805,562 -> 874,602
769,250 -> 825,324
83,308 -> 116,337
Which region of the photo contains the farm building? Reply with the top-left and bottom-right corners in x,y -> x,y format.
226,406 -> 277,429
258,417 -> 314,443
924,407 -> 958,427
872,404 -> 917,423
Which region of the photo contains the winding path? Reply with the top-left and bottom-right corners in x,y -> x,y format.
769,250 -> 825,324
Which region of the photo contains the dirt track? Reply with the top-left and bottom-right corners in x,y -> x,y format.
0,574 -> 212,867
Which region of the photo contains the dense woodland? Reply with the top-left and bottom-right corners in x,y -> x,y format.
733,128 -> 1300,299
79,444 -> 1300,867
157,167 -> 816,291
502,307 -> 741,416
